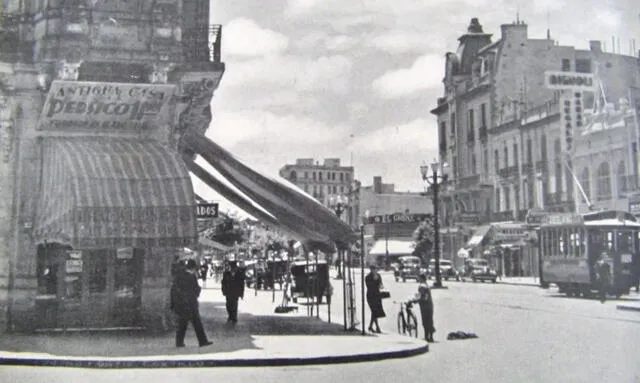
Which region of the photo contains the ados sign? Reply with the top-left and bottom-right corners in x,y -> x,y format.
196,203 -> 219,218
38,80 -> 176,132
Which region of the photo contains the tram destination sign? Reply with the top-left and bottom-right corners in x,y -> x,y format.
196,203 -> 219,219
365,213 -> 432,225
37,81 -> 176,132
540,213 -> 584,226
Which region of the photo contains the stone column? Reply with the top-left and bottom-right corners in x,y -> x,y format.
140,247 -> 175,332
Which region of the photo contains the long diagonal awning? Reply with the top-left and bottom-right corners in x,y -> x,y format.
181,130 -> 357,250
34,137 -> 198,249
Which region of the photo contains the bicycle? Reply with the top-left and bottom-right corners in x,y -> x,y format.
395,300 -> 418,337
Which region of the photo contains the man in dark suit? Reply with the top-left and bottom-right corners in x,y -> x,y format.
222,261 -> 245,322
170,259 -> 213,347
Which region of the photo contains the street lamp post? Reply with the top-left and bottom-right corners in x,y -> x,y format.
329,194 -> 349,280
421,161 -> 447,289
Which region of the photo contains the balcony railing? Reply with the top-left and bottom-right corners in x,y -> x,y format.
521,163 -> 534,174
183,24 -> 222,63
458,175 -> 480,189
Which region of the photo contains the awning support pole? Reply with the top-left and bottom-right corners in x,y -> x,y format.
360,224 -> 366,336
315,251 -> 319,319
343,249 -> 347,331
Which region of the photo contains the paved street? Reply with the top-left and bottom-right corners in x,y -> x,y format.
4,270 -> 640,382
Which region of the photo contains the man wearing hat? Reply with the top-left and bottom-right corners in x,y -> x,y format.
170,259 -> 213,347
222,260 -> 245,323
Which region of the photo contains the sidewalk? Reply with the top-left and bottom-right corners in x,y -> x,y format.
0,282 -> 427,368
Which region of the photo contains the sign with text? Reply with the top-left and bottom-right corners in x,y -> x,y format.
544,71 -> 596,91
196,203 -> 219,218
365,213 -> 432,225
540,213 -> 584,226
38,81 -> 176,132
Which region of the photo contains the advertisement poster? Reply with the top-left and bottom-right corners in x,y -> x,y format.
37,81 -> 176,132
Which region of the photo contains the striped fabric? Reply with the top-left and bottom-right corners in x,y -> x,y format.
181,129 -> 357,251
33,137 -> 198,249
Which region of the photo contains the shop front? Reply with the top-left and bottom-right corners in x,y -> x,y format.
24,81 -> 198,331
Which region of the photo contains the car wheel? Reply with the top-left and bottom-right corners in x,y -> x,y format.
403,277 -> 406,282
492,278 -> 497,283
445,277 -> 449,281
472,278 -> 476,283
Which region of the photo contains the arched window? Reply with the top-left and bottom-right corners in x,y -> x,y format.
290,171 -> 297,182
579,168 -> 591,201
617,161 -> 626,195
596,163 -> 611,201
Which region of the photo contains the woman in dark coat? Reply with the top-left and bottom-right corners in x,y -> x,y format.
365,264 -> 385,333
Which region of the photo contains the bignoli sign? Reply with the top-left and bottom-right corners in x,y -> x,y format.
38,81 -> 176,131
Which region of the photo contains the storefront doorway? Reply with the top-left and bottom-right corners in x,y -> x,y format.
36,244 -> 144,330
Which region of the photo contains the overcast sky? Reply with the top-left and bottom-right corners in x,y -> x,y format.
193,0 -> 640,215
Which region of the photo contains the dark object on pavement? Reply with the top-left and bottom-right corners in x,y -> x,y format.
447,331 -> 478,340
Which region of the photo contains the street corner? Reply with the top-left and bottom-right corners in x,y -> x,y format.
0,333 -> 429,369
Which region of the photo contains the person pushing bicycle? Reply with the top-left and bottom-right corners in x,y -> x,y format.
410,273 -> 435,342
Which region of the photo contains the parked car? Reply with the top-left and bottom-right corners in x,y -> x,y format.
428,259 -> 459,281
460,258 -> 497,283
396,255 -> 423,282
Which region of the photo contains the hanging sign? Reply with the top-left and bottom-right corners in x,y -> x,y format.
37,81 -> 176,132
544,71 -> 596,91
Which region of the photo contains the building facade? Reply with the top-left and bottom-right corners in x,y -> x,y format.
0,0 -> 224,331
279,158 -> 356,226
431,17 -> 640,276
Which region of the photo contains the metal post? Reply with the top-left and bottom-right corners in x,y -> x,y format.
343,249 -> 347,331
360,224 -> 366,336
385,222 -> 389,270
271,256 -> 276,303
315,251 -> 319,318
433,170 -> 443,288
306,251 -> 311,317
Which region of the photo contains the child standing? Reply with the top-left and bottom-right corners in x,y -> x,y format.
412,274 -> 435,342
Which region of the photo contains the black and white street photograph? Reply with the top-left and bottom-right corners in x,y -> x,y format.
1,0 -> 640,382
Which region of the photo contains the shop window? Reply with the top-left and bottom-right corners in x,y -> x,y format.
115,248 -> 143,298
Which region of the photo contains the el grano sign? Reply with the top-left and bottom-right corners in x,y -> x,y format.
38,81 -> 176,131
544,71 -> 596,91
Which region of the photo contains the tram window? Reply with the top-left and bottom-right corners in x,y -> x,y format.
617,231 -> 634,253
606,231 -> 614,251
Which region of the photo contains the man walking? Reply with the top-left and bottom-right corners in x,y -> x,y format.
171,259 -> 213,347
222,260 -> 245,323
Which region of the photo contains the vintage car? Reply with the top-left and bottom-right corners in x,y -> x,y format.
396,255 -> 424,282
460,258 -> 498,283
428,259 -> 459,281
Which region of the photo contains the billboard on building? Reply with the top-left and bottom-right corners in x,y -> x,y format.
544,71 -> 596,92
37,81 -> 177,132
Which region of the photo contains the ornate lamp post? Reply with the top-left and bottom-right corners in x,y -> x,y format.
421,161 -> 447,289
328,194 -> 349,279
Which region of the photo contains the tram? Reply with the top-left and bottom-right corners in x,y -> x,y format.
539,210 -> 640,298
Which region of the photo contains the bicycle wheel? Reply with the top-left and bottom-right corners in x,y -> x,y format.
406,312 -> 419,338
397,312 -> 405,334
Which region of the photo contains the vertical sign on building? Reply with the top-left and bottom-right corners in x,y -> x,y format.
545,71 -> 595,155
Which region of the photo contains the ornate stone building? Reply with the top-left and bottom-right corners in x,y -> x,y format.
0,0 -> 224,331
430,18 -> 640,276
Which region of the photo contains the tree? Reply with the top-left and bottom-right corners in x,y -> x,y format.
412,218 -> 434,263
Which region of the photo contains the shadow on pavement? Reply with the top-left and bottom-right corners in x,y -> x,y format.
0,300 -> 356,358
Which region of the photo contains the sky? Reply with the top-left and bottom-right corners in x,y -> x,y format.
193,0 -> 640,216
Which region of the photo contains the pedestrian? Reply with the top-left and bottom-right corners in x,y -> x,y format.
170,259 -> 213,348
412,274 -> 435,342
596,254 -> 611,303
199,261 -> 209,288
222,260 -> 245,322
365,264 -> 385,333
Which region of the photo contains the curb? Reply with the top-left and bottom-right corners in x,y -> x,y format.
498,282 -> 540,287
0,344 -> 429,369
616,304 -> 640,312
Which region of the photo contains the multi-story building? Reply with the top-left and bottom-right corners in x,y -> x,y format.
0,0 -> 224,331
431,17 -> 640,276
279,158 -> 356,226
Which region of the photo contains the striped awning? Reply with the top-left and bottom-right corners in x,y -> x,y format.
33,137 -> 198,249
